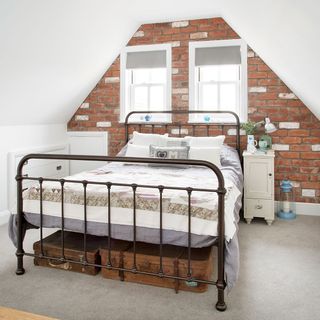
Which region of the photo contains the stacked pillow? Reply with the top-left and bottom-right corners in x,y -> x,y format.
187,135 -> 225,167
125,131 -> 225,167
125,132 -> 167,157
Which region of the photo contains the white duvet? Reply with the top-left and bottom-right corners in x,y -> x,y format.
23,162 -> 241,241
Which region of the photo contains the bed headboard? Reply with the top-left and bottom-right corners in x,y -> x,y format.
124,110 -> 241,157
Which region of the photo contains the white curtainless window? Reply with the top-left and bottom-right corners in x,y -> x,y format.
189,39 -> 247,122
120,44 -> 172,122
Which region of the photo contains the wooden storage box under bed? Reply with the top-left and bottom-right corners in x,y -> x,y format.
100,241 -> 213,293
33,230 -> 106,275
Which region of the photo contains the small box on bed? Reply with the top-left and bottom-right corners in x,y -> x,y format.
33,230 -> 106,275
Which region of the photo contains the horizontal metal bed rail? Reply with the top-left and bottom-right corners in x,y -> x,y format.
16,145 -> 229,312
23,176 -> 221,193
24,252 -> 217,285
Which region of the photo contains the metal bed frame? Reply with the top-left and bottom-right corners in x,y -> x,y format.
15,110 -> 241,312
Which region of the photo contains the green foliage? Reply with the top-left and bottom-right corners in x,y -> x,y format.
241,121 -> 257,135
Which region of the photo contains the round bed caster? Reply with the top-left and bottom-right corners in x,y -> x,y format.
215,301 -> 227,312
16,268 -> 25,275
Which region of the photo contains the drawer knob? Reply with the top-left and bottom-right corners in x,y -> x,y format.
255,204 -> 263,209
268,173 -> 272,176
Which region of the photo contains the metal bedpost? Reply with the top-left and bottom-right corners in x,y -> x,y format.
215,189 -> 227,311
158,185 -> 164,275
15,162 -> 25,275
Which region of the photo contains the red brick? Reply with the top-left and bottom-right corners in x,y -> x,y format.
301,152 -> 320,160
287,129 -> 310,137
310,129 -> 320,137
300,167 -> 319,174
290,145 -> 311,151
248,58 -> 264,65
303,137 -> 320,144
281,137 -> 302,144
286,174 -> 309,182
248,72 -> 268,79
292,159 -> 320,167
301,182 -> 320,189
278,152 -> 300,159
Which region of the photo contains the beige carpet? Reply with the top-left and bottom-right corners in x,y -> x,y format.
0,215 -> 319,320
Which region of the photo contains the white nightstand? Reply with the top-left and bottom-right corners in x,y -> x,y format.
243,150 -> 275,225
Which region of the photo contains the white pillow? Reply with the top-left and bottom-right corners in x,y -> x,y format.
131,131 -> 168,146
189,147 -> 222,167
125,144 -> 149,158
186,135 -> 225,148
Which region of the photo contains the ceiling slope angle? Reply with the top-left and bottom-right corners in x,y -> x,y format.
0,0 -> 319,127
221,0 -> 320,119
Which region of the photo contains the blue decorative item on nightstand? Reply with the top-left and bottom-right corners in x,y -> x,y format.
277,179 -> 296,220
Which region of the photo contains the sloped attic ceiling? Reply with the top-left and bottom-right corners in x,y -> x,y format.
0,0 -> 319,126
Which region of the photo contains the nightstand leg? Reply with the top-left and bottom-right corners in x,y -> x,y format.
245,218 -> 252,224
265,219 -> 273,226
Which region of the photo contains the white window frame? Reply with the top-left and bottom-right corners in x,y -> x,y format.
120,44 -> 172,123
189,39 -> 248,123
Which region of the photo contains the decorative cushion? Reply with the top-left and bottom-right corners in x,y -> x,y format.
149,145 -> 190,160
165,137 -> 189,147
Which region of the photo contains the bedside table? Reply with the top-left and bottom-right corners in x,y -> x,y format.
243,150 -> 275,225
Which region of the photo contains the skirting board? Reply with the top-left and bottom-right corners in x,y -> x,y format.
274,201 -> 320,217
0,210 -> 10,226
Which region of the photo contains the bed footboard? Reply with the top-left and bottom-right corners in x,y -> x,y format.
15,154 -> 227,311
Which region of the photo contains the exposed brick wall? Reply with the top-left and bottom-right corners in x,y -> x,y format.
68,17 -> 320,204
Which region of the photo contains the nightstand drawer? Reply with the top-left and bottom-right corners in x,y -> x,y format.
245,199 -> 274,219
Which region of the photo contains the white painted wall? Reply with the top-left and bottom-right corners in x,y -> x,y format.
0,124 -> 67,221
1,0 -> 319,125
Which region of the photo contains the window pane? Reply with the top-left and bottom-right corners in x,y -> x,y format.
132,68 -> 166,84
200,84 -> 218,109
132,69 -> 150,84
220,83 -> 237,110
199,66 -> 219,81
150,68 -> 166,83
219,65 -> 239,81
133,86 -> 148,110
150,86 -> 164,110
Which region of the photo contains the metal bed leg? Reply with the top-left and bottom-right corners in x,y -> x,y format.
216,287 -> 226,311
16,175 -> 25,275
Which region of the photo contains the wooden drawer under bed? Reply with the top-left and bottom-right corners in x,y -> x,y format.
33,231 -> 214,292
33,231 -> 106,275
100,241 -> 214,293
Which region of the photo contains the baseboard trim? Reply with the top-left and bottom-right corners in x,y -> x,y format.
275,201 -> 320,217
0,210 -> 10,226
